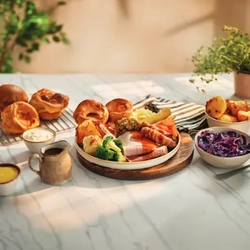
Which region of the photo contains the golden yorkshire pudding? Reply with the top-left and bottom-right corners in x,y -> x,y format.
1,101 -> 40,134
106,98 -> 133,122
0,84 -> 28,114
29,88 -> 69,120
75,120 -> 103,146
73,99 -> 109,125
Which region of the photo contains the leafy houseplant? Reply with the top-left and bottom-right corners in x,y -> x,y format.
0,0 -> 69,73
190,25 -> 250,84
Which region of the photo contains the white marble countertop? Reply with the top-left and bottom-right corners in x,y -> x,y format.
1,73 -> 250,250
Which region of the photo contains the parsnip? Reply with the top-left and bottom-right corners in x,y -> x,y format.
140,108 -> 171,124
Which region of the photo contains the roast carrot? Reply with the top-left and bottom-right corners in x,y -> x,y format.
156,119 -> 178,138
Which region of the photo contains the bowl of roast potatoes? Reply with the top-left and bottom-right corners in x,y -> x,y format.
205,96 -> 250,133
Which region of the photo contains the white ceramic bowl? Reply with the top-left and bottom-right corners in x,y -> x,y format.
21,127 -> 56,154
0,163 -> 21,196
195,127 -> 250,168
205,111 -> 250,133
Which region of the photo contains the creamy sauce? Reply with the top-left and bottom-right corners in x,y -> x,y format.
23,128 -> 54,142
0,167 -> 19,184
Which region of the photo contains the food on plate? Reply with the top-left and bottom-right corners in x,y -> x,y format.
113,108 -> 173,137
138,107 -> 172,124
197,129 -> 250,157
205,96 -> 250,122
122,133 -> 158,156
117,119 -> 179,162
1,101 -> 40,134
83,135 -> 103,155
0,84 -> 28,114
82,118 -> 179,162
76,120 -> 103,146
128,146 -> 168,162
73,99 -> 109,125
141,123 -> 177,148
95,135 -> 126,162
131,108 -> 156,123
29,88 -> 69,120
153,118 -> 179,138
205,96 -> 227,119
114,117 -> 141,137
74,97 -> 179,163
106,98 -> 133,122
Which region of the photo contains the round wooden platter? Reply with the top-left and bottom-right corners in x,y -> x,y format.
77,132 -> 194,180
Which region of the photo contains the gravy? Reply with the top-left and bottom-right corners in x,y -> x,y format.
130,131 -> 158,150
44,148 -> 63,156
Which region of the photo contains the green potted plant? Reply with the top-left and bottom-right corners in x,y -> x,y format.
190,25 -> 250,98
0,0 -> 69,73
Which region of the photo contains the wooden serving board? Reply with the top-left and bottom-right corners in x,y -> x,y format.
77,132 -> 194,180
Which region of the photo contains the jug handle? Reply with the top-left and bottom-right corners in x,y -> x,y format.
28,153 -> 42,177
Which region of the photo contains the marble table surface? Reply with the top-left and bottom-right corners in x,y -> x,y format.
1,73 -> 250,250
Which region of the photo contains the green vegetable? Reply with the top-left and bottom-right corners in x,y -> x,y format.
95,146 -> 115,160
113,138 -> 123,150
190,25 -> 250,84
102,136 -> 122,152
113,152 -> 126,162
95,135 -> 126,162
0,1 -> 69,73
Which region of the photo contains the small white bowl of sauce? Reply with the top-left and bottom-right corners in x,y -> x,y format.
21,127 -> 56,154
0,163 -> 21,196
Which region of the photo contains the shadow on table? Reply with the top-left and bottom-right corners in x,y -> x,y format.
191,157 -> 250,194
4,165 -> 249,250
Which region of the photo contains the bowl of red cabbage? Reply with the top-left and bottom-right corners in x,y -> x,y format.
195,127 -> 250,168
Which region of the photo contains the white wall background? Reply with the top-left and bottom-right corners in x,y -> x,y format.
12,0 -> 250,74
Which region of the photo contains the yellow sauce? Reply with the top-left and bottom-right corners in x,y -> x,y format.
0,167 -> 19,184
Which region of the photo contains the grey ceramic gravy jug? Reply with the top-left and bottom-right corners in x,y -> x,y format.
28,140 -> 72,185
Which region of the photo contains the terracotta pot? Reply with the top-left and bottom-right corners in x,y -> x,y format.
234,72 -> 250,99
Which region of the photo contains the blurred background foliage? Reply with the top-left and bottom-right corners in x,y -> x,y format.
0,0 -> 69,73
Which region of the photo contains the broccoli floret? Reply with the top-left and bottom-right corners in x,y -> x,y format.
113,152 -> 127,162
103,136 -> 122,152
95,146 -> 115,160
97,135 -> 126,162
113,139 -> 123,150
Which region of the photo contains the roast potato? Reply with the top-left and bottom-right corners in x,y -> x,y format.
205,96 -> 227,119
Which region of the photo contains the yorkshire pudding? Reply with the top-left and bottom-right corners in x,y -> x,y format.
0,84 -> 28,114
73,99 -> 109,125
106,98 -> 133,122
29,88 -> 69,120
75,120 -> 103,146
1,101 -> 40,134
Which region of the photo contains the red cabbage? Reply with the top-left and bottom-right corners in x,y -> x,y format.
197,130 -> 250,157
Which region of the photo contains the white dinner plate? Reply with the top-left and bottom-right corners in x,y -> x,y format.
75,133 -> 180,170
